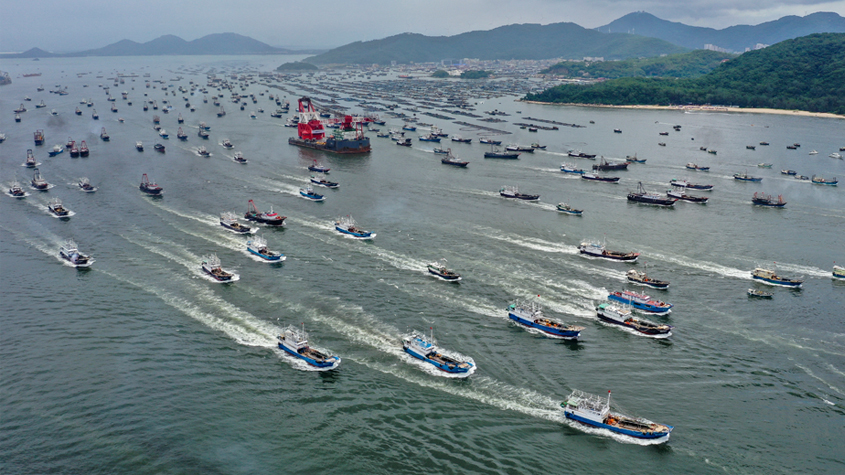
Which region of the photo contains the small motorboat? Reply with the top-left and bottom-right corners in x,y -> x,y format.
596,303 -> 672,336
220,211 -> 253,234
154,143 -> 165,153
136,141 -> 144,151
221,138 -> 233,149
233,151 -> 247,163
244,199 -> 286,226
310,174 -> 338,188
613,129 -> 622,133
830,153 -> 843,159
561,389 -> 673,441
499,185 -> 539,201
608,290 -> 673,314
402,329 -> 474,376
278,324 -> 340,369
556,203 -> 583,215
59,239 -> 94,268
307,160 -> 330,173
833,264 -> 845,280
427,259 -> 461,282
47,197 -> 71,217
751,267 -> 803,288
808,150 -> 818,155
685,163 -> 710,171
77,177 -> 96,193
747,288 -> 773,298
626,269 -> 669,290
299,186 -> 326,202
757,163 -> 773,168
139,173 -> 162,195
24,149 -> 40,168
14,114 -> 21,122
247,236 -> 285,261
581,173 -> 620,183
560,163 -> 585,174
7,182 -> 28,198
335,215 -> 374,239
579,240 -> 638,262
79,141 -> 89,157
201,254 -> 237,282
508,299 -> 583,339
30,168 -> 49,190
100,127 -> 109,141
795,175 -> 810,181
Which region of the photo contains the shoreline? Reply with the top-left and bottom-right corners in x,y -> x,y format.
519,100 -> 845,120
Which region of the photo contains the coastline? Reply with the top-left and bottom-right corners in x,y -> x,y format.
519,100 -> 845,120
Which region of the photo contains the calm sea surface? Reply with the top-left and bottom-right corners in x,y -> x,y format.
1,55 -> 844,474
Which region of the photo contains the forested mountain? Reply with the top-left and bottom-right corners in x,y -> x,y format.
597,11 -> 845,52
305,23 -> 686,65
542,50 -> 736,79
525,34 -> 845,115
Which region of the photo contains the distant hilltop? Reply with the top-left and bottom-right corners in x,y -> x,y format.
597,11 -> 845,52
0,33 -> 325,58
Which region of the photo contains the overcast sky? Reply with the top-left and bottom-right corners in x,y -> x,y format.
1,0 -> 843,53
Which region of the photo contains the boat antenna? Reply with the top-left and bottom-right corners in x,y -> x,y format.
607,390 -> 611,409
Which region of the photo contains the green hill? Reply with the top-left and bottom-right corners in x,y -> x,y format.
525,33 -> 845,115
542,50 -> 736,79
306,23 -> 686,65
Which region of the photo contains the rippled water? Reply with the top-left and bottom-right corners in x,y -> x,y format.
1,56 -> 844,474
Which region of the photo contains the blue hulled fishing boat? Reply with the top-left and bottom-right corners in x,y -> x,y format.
335,215 -> 375,239
608,290 -> 673,313
247,236 -> 284,262
507,299 -> 583,339
403,329 -> 474,376
751,267 -> 803,288
278,324 -> 340,369
561,390 -> 673,442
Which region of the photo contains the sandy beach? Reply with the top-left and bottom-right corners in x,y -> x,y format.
520,100 -> 845,120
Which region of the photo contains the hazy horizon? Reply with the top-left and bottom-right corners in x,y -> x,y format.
2,1 -> 844,54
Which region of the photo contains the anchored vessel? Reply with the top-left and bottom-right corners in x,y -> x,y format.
335,215 -> 375,239
201,254 -> 237,282
59,239 -> 93,268
402,329 -> 474,375
427,259 -> 461,281
608,290 -> 673,314
289,97 -> 370,154
507,299 -> 583,339
561,390 -> 673,441
596,303 -> 673,336
626,269 -> 669,289
244,199 -> 286,226
220,211 -> 253,234
751,268 -> 803,288
278,324 -> 340,369
247,236 -> 284,262
579,240 -> 639,262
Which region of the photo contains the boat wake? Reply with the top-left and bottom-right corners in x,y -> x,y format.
469,225 -> 575,254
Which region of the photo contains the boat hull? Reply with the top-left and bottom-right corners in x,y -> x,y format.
564,411 -> 672,440
403,346 -> 471,374
335,226 -> 374,239
289,137 -> 370,154
596,311 -> 670,335
752,275 -> 802,288
607,293 -> 672,313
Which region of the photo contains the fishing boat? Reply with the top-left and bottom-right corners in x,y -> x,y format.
685,163 -> 709,171
158,129 -> 169,139
667,184 -> 708,203
402,329 -> 474,375
7,182 -> 27,198
831,153 -> 843,159
499,185 -> 539,201
221,138 -> 233,149
176,127 -> 188,141
310,174 -> 338,188
47,197 -> 70,217
75,107 -> 82,116
440,149 -> 469,167
613,129 -> 622,133
556,203 -> 583,215
30,168 -> 49,190
50,109 -> 58,116
139,173 -> 162,195
560,163 -> 585,174
752,192 -> 786,207
220,211 -> 253,234
24,149 -> 40,168
59,239 -> 94,268
65,137 -> 75,149
833,264 -> 845,280
808,150 -> 818,155
77,177 -> 96,193
484,146 -> 520,159
244,200 -> 286,226
307,160 -> 330,173
47,144 -> 64,157
278,324 -> 340,369
628,182 -> 676,206
79,141 -> 89,157
531,143 -> 546,149
177,113 -> 184,124
247,236 -> 285,261
136,141 -> 144,151
69,142 -> 79,158
479,138 -> 502,146
100,128 -> 109,141
14,104 -> 26,113
581,173 -> 620,183
595,303 -> 672,336
402,124 -> 417,132
201,254 -> 236,282
626,154 -> 646,163
396,137 -> 412,147
198,128 -> 209,139
795,175 -> 810,181
781,169 -> 797,176
759,141 -> 770,146
751,268 -> 803,288
427,259 -> 461,281
507,299 -> 583,339
626,269 -> 669,289
747,289 -> 773,298
506,144 -> 535,153
608,290 -> 673,314
154,143 -> 165,153
451,136 -> 472,143
299,186 -> 325,202
217,106 -> 226,117
34,129 -> 45,146
811,175 -> 838,186
734,172 -> 762,182
14,114 -> 21,122
579,240 -> 639,262
568,151 -> 596,159
669,179 -> 713,191
418,133 -> 441,142
757,163 -> 773,168
233,151 -> 247,163
110,103 -> 117,113
593,158 -> 628,171
561,390 -> 673,441
334,215 -> 374,239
